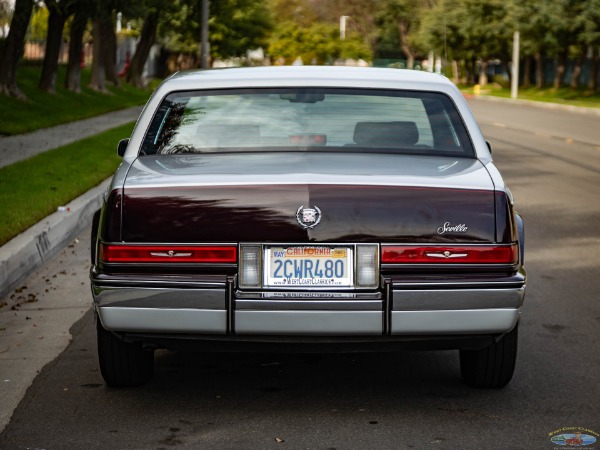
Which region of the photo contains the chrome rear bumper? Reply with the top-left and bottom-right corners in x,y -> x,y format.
92,281 -> 524,336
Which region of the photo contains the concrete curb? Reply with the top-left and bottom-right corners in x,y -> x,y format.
0,179 -> 110,299
466,94 -> 600,117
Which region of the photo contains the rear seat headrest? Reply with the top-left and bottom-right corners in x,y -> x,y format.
353,121 -> 419,147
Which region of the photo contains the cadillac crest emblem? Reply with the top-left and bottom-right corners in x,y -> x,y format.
296,205 -> 322,229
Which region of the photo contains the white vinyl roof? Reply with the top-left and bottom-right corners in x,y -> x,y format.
163,65 -> 457,93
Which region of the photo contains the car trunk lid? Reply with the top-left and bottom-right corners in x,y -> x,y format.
120,153 -> 497,243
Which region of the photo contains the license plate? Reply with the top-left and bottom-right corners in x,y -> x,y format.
265,246 -> 353,287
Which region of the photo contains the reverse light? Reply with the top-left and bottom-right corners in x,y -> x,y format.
356,245 -> 379,288
381,244 -> 518,264
239,245 -> 262,288
100,244 -> 237,264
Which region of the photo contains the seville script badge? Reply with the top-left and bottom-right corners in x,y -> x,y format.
296,205 -> 322,229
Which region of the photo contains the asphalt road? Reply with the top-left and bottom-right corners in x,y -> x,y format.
1,98 -> 599,449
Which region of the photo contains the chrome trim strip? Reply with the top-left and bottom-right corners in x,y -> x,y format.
390,309 -> 519,334
93,280 -> 228,288
90,275 -> 228,289
425,252 -> 468,259
235,311 -> 383,335
123,180 -> 494,191
92,286 -> 226,309
392,288 -> 525,311
235,299 -> 382,311
97,307 -> 227,333
227,276 -> 234,334
384,278 -> 392,335
382,243 -> 517,247
149,251 -> 193,257
101,241 -> 238,246
102,281 -> 228,288
99,263 -> 237,269
235,291 -> 382,300
382,264 -> 517,270
389,280 -> 525,288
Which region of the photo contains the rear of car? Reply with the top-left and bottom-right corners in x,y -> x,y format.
90,67 -> 525,388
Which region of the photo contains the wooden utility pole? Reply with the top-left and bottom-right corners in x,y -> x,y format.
201,0 -> 209,69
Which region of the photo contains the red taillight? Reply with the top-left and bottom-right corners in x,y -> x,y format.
100,244 -> 237,263
381,244 -> 518,264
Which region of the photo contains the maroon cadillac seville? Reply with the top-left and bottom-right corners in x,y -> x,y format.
90,66 -> 526,388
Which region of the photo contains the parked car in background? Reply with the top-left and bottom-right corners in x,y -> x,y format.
90,66 -> 526,388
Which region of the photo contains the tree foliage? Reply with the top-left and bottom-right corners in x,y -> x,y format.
210,0 -> 272,58
267,0 -> 373,64
28,4 -> 49,43
269,21 -> 371,64
376,0 -> 433,68
417,0 -> 513,83
159,0 -> 272,59
5,0 -> 600,95
0,0 -> 12,38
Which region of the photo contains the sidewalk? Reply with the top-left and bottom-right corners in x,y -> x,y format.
0,106 -> 143,299
0,105 -> 143,169
0,107 -> 147,434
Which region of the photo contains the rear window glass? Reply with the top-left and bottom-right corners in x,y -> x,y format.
141,88 -> 474,157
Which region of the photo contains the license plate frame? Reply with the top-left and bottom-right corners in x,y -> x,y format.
264,245 -> 354,288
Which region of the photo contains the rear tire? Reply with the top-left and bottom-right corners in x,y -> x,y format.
97,320 -> 154,387
460,322 -> 518,388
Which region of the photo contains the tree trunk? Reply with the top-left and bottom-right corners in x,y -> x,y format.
466,58 -> 476,85
39,2 -> 70,93
126,11 -> 159,88
89,19 -> 106,92
451,60 -> 459,85
569,52 -> 584,89
553,50 -> 567,89
65,9 -> 88,93
0,0 -> 35,98
588,48 -> 598,92
478,61 -> 488,86
101,16 -> 120,87
522,55 -> 531,88
504,60 -> 511,86
535,51 -> 544,89
397,21 -> 414,70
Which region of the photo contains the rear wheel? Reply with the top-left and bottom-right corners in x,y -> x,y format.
97,320 -> 154,387
460,322 -> 518,388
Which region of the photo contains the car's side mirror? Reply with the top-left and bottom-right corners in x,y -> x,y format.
486,140 -> 492,154
117,138 -> 129,157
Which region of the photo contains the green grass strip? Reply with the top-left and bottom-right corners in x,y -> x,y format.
460,84 -> 600,109
0,65 -> 155,135
0,123 -> 133,246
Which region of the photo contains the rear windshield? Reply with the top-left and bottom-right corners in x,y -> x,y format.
141,88 -> 474,157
